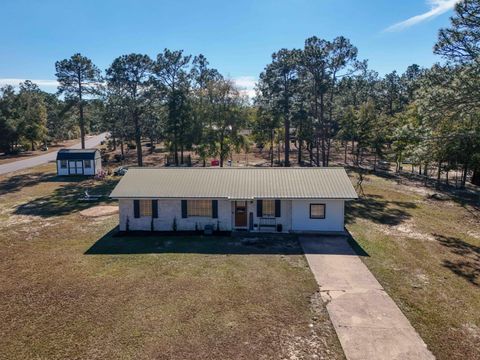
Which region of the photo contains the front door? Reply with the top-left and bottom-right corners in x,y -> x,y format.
235,201 -> 247,227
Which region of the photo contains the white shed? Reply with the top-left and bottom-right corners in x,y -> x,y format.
56,149 -> 102,176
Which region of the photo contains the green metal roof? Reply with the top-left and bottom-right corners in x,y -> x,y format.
110,167 -> 358,200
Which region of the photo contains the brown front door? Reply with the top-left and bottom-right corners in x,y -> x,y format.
235,201 -> 247,227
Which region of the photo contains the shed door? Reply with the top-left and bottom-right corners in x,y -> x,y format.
68,161 -> 76,174
76,161 -> 83,174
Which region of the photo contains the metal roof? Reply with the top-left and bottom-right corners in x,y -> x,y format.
56,149 -> 100,160
110,167 -> 358,200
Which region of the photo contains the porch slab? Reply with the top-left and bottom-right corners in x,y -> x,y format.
300,236 -> 435,360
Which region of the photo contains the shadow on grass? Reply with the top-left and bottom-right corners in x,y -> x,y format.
0,171 -> 95,194
435,234 -> 480,287
85,228 -> 370,256
13,178 -> 118,217
345,194 -> 416,226
85,228 -> 305,255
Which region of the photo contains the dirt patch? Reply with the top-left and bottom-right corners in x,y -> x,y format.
368,218 -> 436,242
281,291 -> 345,360
80,205 -> 118,218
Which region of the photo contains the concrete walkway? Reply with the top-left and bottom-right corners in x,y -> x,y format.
300,236 -> 434,360
0,133 -> 107,175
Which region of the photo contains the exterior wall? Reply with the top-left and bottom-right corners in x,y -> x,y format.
56,156 -> 101,176
241,200 -> 292,233
291,199 -> 345,233
119,198 -> 232,232
83,159 -> 95,175
94,156 -> 102,174
118,198 -> 346,233
57,161 -> 69,175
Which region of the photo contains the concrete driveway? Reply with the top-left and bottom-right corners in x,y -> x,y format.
0,133 -> 107,175
300,236 -> 434,360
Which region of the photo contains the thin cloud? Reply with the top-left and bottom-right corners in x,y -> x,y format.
233,76 -> 257,99
384,0 -> 461,32
0,78 -> 58,89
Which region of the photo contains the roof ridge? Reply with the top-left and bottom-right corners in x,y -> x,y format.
129,167 -> 346,170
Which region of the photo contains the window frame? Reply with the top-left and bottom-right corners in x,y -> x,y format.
187,199 -> 212,217
139,199 -> 152,217
309,204 -> 326,219
262,199 -> 275,218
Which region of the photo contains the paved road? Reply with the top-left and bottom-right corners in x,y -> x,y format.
300,236 -> 434,360
0,133 -> 108,175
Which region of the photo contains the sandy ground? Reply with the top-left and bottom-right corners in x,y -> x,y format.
80,205 -> 119,218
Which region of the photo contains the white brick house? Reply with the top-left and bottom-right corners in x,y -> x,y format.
110,167 -> 357,234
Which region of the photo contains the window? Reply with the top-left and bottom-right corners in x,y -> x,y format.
139,200 -> 152,217
84,160 -> 92,168
60,160 -> 67,169
310,204 -> 326,219
187,200 -> 212,217
262,200 -> 275,217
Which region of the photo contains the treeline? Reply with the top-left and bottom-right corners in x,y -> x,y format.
0,81 -> 99,153
0,51 -> 250,167
254,0 -> 480,186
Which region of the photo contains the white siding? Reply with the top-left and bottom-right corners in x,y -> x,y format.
95,157 -> 102,174
246,200 -> 292,233
57,161 -> 69,175
83,160 -> 95,175
118,198 -> 346,233
291,199 -> 345,233
119,199 -> 232,232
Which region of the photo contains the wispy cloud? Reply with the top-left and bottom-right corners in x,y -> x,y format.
232,76 -> 257,98
384,0 -> 461,32
0,78 -> 59,90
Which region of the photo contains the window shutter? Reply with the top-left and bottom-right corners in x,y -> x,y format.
181,200 -> 188,218
257,200 -> 263,218
152,200 -> 158,218
212,200 -> 218,218
133,200 -> 140,218
275,199 -> 281,217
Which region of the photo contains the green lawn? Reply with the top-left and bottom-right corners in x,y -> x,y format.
0,164 -> 344,360
346,170 -> 480,360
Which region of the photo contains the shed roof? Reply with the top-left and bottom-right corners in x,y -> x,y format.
56,149 -> 100,160
110,167 -> 358,200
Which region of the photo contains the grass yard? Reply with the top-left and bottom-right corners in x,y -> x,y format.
0,164 -> 344,360
346,170 -> 480,360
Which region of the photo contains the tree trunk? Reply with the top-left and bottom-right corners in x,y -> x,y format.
462,163 -> 468,188
220,140 -> 224,167
173,134 -> 178,166
437,160 -> 442,187
284,116 -> 290,167
270,130 -> 274,167
472,167 -> 480,186
344,142 -> 347,164
133,113 -> 143,167
79,99 -> 86,149
298,139 -> 302,165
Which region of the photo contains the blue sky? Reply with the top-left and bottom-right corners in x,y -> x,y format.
0,0 -> 460,95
